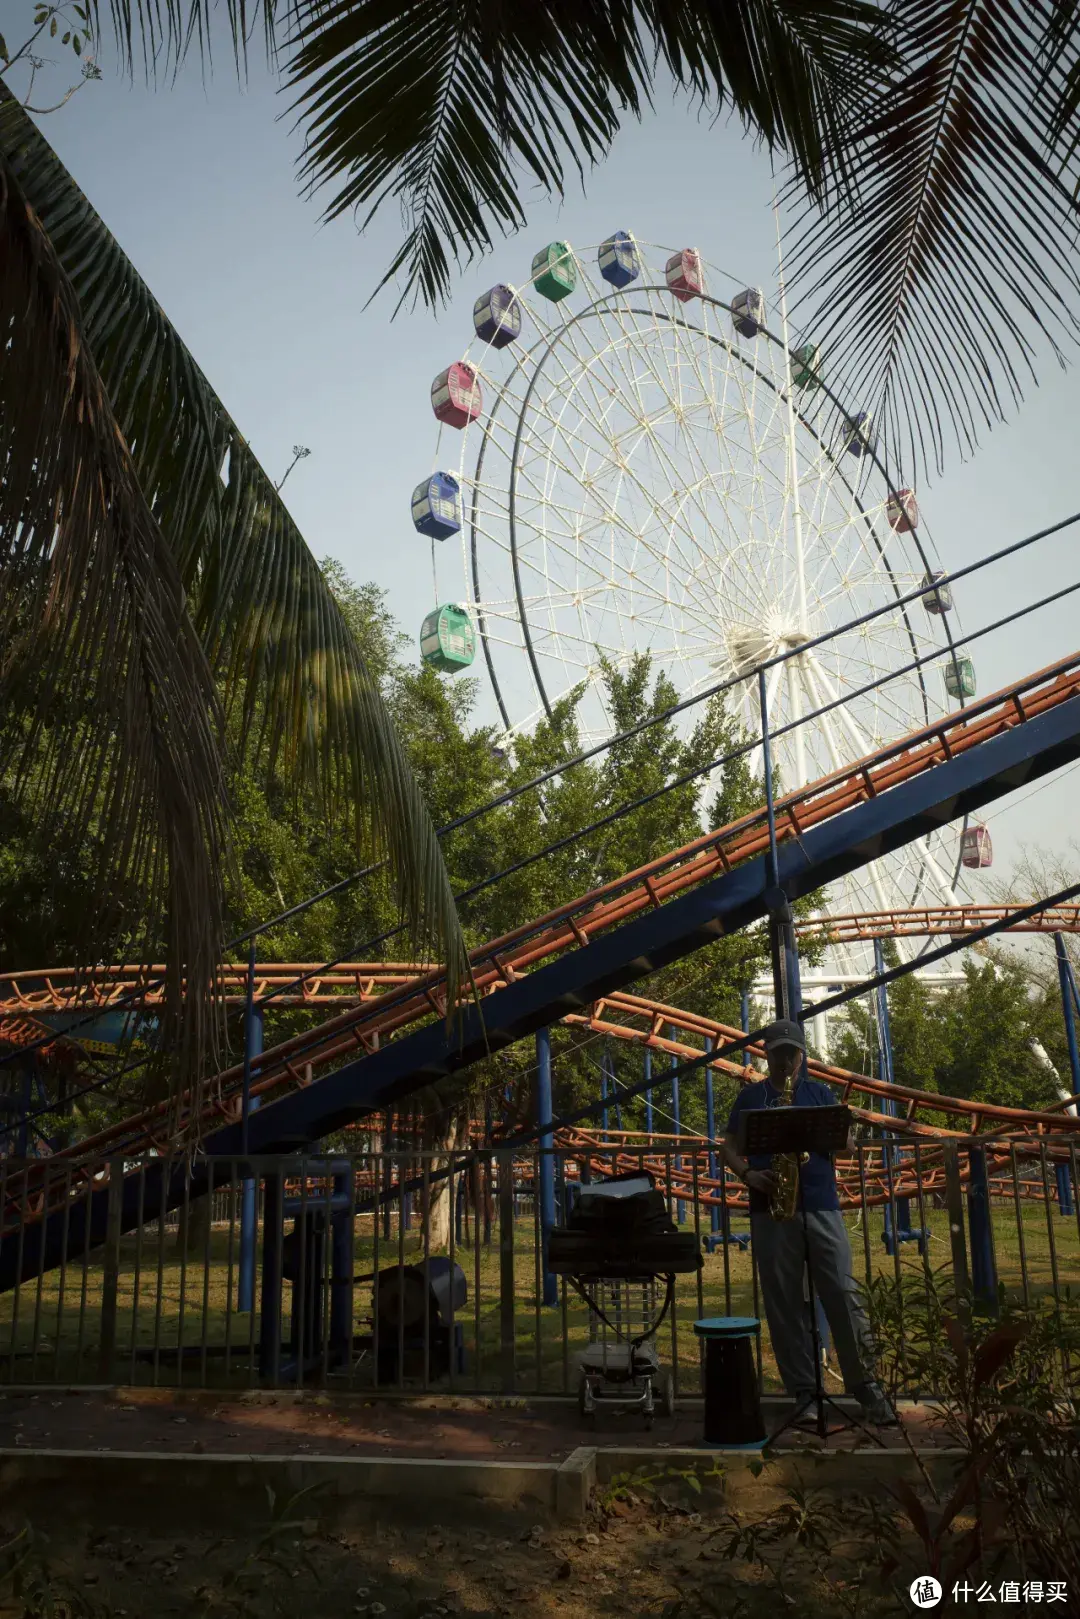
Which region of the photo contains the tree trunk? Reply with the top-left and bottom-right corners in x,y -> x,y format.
173,1191 -> 211,1254
422,1112 -> 468,1253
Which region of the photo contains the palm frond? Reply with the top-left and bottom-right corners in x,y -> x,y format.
785,0 -> 1080,482
0,142 -> 230,1111
282,0 -> 891,313
0,84 -> 468,1019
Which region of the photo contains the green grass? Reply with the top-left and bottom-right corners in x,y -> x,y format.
1,1194 -> 1077,1396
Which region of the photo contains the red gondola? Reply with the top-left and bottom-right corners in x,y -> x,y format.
887,489 -> 919,533
431,363 -> 482,429
665,249 -> 703,304
961,824 -> 993,869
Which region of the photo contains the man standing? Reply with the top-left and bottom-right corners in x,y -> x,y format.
722,1018 -> 896,1427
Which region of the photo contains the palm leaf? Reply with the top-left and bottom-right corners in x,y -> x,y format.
86,1 -> 892,313
0,85 -> 468,1027
283,0 -> 893,312
0,143 -> 230,1111
785,0 -> 1080,481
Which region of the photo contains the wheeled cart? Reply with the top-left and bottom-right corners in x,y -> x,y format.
548,1170 -> 701,1431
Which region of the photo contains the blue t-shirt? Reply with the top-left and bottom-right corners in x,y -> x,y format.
726,1075 -> 841,1213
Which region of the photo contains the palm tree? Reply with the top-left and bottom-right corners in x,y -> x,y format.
0,80 -> 466,1115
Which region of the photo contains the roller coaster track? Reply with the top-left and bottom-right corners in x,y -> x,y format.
7,892 -> 1080,1031
796,905 -> 1080,944
4,650 -> 1080,1287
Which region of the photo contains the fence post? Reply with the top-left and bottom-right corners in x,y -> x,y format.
536,1029 -> 557,1307
705,1037 -> 720,1236
259,1166 -> 283,1384
98,1157 -> 124,1382
944,1143 -> 970,1314
966,1145 -> 998,1312
238,943 -> 263,1313
498,1151 -> 516,1392
670,1037 -> 683,1224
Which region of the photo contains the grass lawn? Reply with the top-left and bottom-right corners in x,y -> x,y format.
1,1189 -> 1077,1395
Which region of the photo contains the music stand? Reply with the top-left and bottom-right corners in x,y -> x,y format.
739,1104 -> 885,1448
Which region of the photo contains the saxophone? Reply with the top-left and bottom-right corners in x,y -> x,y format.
769,1070 -> 810,1222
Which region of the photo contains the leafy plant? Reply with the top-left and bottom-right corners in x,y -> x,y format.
0,1522 -> 104,1618
196,1482 -> 328,1618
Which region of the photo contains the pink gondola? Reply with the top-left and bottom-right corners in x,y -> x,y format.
431,362 -> 482,429
665,249 -> 703,304
961,824 -> 993,869
887,489 -> 919,533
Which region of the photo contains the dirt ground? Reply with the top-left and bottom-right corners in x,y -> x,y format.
0,1386 -> 952,1457
0,1483 -> 917,1619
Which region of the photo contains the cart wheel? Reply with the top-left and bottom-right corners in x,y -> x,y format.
655,1370 -> 675,1419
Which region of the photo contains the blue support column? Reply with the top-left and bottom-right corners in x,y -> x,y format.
705,1037 -> 720,1235
670,1035 -> 683,1224
536,1027 -> 557,1307
875,939 -> 916,1253
238,980 -> 263,1314
600,1062 -> 609,1140
1055,934 -> 1079,1217
644,1048 -> 653,1136
967,1144 -> 998,1310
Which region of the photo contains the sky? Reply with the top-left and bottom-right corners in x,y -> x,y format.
21,38 -> 1080,895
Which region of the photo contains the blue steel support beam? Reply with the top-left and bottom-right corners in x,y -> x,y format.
967,1145 -> 998,1311
875,938 -> 916,1253
6,686 -> 1080,1290
238,1002 -> 263,1313
536,1027 -> 557,1307
644,1047 -> 653,1136
1054,935 -> 1079,1216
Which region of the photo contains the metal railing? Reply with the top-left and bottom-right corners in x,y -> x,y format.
1,1140 -> 1077,1396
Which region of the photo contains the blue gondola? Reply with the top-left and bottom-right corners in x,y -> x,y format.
473,284 -> 521,348
920,570 -> 953,615
731,287 -> 765,337
411,472 -> 462,541
841,411 -> 877,458
598,231 -> 640,289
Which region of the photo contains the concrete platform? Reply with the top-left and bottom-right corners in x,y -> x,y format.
0,1387 -> 967,1527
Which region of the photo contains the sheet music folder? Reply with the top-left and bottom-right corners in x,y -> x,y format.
738,1105 -> 851,1157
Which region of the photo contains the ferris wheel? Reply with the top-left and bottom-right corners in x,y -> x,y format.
410,235 -> 984,952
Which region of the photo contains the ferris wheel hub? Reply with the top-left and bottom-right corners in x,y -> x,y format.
724,618 -> 810,677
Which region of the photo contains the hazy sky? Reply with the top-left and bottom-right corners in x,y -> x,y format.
27,45 -> 1080,894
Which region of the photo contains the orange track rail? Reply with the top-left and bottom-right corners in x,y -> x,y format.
10,650 -> 1080,1180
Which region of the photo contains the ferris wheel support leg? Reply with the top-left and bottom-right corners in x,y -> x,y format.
536,1027 -> 558,1307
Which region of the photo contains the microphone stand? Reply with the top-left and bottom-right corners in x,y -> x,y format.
765,1109 -> 885,1449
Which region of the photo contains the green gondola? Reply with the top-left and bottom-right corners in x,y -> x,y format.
531,241 -> 576,303
420,604 -> 476,673
944,655 -> 976,700
791,342 -> 821,389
